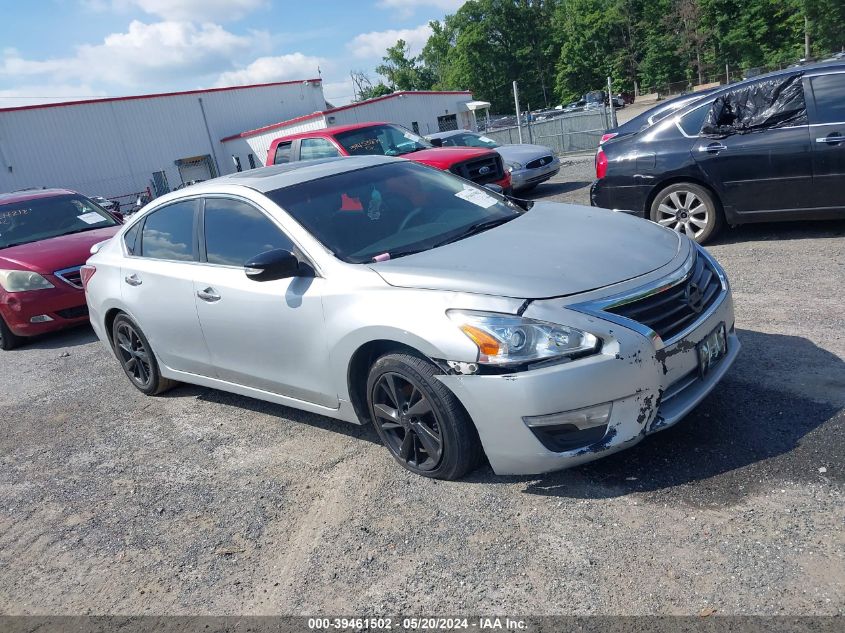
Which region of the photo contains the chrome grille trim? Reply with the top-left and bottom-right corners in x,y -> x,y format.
54,265 -> 84,289
568,244 -> 728,350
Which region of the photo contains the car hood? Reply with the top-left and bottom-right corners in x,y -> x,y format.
0,226 -> 120,273
369,203 -> 681,299
496,144 -> 556,163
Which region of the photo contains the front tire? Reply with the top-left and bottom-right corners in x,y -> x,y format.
649,182 -> 722,244
112,313 -> 176,395
366,353 -> 483,480
0,315 -> 23,351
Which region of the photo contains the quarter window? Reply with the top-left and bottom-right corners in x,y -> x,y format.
123,222 -> 141,255
678,104 -> 711,136
274,141 -> 293,164
810,74 -> 845,124
140,200 -> 197,261
300,138 -> 340,160
203,198 -> 295,267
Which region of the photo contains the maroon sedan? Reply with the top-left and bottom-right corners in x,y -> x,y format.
0,188 -> 121,350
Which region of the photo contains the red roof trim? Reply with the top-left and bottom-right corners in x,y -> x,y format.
0,79 -> 323,113
221,90 -> 473,142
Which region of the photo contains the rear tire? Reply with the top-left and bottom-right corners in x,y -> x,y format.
649,182 -> 722,244
112,313 -> 176,395
0,315 -> 23,351
366,353 -> 483,480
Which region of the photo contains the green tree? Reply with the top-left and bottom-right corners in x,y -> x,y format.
358,83 -> 393,100
376,39 -> 431,90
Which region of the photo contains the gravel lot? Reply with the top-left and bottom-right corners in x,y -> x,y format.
1,158 -> 843,616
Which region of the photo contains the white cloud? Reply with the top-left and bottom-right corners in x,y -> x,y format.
347,24 -> 432,60
376,0 -> 465,18
85,0 -> 267,21
1,21 -> 262,87
215,53 -> 323,87
0,83 -> 106,109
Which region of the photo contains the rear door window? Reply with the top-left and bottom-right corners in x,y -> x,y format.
809,74 -> 845,124
274,141 -> 293,164
299,138 -> 340,160
678,104 -> 711,136
140,200 -> 198,261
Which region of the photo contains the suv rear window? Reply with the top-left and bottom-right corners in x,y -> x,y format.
810,74 -> 845,124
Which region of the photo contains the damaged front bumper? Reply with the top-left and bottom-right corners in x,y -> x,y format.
437,248 -> 739,476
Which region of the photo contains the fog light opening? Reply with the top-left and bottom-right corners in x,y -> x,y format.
523,403 -> 613,453
30,314 -> 54,323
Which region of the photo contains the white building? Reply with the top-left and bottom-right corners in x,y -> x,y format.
0,79 -> 326,204
221,90 -> 479,169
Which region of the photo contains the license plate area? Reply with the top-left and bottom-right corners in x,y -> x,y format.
697,322 -> 727,377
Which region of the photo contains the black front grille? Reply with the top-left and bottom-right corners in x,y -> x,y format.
55,266 -> 83,289
605,252 -> 721,341
449,154 -> 504,185
56,305 -> 88,320
526,155 -> 554,170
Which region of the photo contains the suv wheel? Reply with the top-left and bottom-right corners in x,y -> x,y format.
0,315 -> 23,351
650,183 -> 722,243
112,313 -> 176,395
366,353 -> 483,480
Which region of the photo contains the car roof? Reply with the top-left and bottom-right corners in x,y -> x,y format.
274,121 -> 394,142
0,188 -> 77,206
427,129 -> 472,139
170,156 -> 400,196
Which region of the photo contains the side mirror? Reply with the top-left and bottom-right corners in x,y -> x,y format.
484,183 -> 504,195
429,137 -> 443,147
244,249 -> 302,282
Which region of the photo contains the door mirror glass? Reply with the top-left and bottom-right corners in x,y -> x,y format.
244,249 -> 301,281
429,137 -> 443,147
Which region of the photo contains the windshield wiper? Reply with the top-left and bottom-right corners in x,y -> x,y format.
432,216 -> 517,248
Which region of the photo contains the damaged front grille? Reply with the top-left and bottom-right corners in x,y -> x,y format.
604,251 -> 721,341
450,154 -> 504,185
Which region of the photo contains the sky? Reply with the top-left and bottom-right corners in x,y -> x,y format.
0,0 -> 466,109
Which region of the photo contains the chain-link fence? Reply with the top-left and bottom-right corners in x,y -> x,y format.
481,108 -> 609,155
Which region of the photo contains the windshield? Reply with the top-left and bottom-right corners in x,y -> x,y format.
441,132 -> 499,149
266,161 -> 523,264
0,194 -> 118,249
334,124 -> 433,157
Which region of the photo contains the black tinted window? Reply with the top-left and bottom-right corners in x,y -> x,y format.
810,74 -> 845,124
678,104 -> 711,135
274,142 -> 292,164
204,198 -> 294,267
300,138 -> 340,160
140,200 -> 197,261
124,222 -> 141,255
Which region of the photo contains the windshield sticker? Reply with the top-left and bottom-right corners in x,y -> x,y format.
455,186 -> 497,209
347,138 -> 380,153
77,211 -> 104,225
478,136 -> 495,143
403,132 -> 420,142
0,208 -> 30,224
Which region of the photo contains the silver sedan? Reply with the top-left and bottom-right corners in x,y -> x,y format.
84,156 -> 739,479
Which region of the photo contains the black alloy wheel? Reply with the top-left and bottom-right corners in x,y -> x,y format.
111,313 -> 176,395
366,353 -> 483,480
372,371 -> 443,472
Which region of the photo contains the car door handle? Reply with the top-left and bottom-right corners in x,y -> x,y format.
699,142 -> 727,153
815,134 -> 845,144
196,287 -> 221,303
124,274 -> 142,286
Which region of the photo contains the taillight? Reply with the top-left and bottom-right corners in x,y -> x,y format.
80,265 -> 96,290
595,149 -> 608,179
600,132 -> 618,144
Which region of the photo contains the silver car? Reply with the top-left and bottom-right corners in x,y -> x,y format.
84,156 -> 739,480
426,129 -> 561,192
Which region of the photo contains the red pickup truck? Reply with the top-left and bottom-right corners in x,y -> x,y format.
266,122 -> 512,192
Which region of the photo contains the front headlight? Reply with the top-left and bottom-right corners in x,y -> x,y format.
0,269 -> 55,292
447,310 -> 599,366
506,161 -> 523,172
